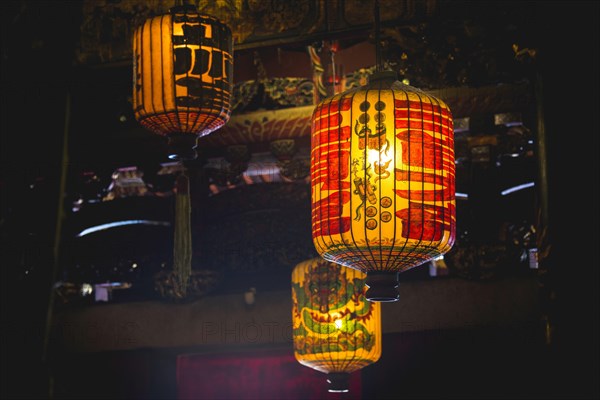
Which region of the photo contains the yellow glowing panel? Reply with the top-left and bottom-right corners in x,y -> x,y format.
133,8 -> 233,137
311,73 -> 456,278
292,258 -> 381,375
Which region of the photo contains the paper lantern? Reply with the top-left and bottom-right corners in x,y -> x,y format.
310,71 -> 456,301
292,257 -> 381,392
133,5 -> 233,160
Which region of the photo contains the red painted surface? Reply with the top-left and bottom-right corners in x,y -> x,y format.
177,348 -> 362,399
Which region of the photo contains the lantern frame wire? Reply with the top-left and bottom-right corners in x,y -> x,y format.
292,258 -> 382,393
133,3 -> 233,160
310,1 -> 455,302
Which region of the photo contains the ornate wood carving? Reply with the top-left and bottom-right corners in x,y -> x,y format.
198,105 -> 314,148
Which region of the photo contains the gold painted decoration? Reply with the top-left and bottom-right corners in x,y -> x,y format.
292,257 -> 381,393
133,5 -> 233,159
310,71 -> 456,301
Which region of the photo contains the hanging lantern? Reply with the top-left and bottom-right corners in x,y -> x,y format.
310,70 -> 456,302
133,4 -> 233,160
292,257 -> 381,393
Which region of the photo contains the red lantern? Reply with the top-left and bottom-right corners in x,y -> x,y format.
310,71 -> 456,301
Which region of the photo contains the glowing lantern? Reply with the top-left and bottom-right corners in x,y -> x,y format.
292,257 -> 381,393
133,5 -> 233,160
310,71 -> 456,301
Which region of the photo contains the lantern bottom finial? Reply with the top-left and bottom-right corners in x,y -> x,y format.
167,134 -> 198,161
327,372 -> 350,393
366,272 -> 400,302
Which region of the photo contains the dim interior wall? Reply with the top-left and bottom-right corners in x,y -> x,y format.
53,276 -> 540,353
50,275 -> 545,399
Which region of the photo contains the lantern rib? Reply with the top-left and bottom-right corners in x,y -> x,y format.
412,91 -> 429,263
171,9 -> 184,135
325,96 -> 338,260
310,103 -> 324,257
342,90 -> 363,269
210,16 -> 220,134
188,9 -> 196,134
358,87 -> 378,272
188,12 -> 203,135
214,23 -> 233,134
341,91 -> 354,269
142,20 -> 154,121
407,92 -> 426,269
138,21 -> 148,122
385,86 -> 399,272
339,283 -> 356,373
340,272 -> 355,373
401,90 -> 427,269
375,87 -> 384,272
149,17 -> 159,123
163,13 -> 179,135
314,95 -> 335,262
212,23 -> 224,134
330,268 -> 339,373
133,21 -> 143,121
184,9 -> 192,134
431,94 -> 443,255
429,94 -> 443,253
310,107 -> 322,256
394,89 -> 412,268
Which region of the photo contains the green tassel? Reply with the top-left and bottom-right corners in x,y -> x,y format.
173,173 -> 192,298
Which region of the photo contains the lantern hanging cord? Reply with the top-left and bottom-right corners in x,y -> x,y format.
330,45 -> 337,94
374,0 -> 382,73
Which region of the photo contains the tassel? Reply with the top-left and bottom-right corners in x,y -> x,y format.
173,172 -> 192,298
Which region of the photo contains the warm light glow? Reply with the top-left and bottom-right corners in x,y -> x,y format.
80,283 -> 93,296
292,258 -> 381,391
310,71 -> 456,301
133,6 -> 233,138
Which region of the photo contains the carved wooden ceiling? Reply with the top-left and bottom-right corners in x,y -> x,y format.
75,0 -> 538,88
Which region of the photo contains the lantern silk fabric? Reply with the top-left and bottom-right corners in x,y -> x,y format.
310,71 -> 456,300
133,6 -> 233,138
292,257 -> 381,392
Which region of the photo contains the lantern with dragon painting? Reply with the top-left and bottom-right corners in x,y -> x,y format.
310,71 -> 456,301
292,257 -> 381,393
133,4 -> 233,160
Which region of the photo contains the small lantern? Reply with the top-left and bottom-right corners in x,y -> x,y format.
133,5 -> 233,160
292,257 -> 381,393
310,71 -> 456,301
